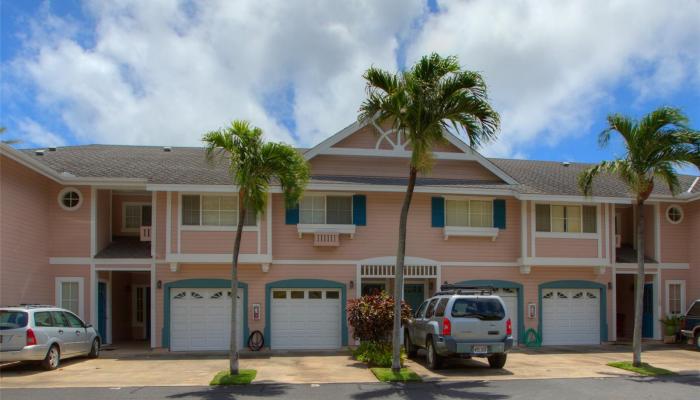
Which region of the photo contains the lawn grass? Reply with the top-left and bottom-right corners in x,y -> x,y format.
210,369 -> 257,385
607,361 -> 675,376
370,367 -> 422,382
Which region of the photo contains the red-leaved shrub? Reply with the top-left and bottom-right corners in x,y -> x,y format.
347,292 -> 412,342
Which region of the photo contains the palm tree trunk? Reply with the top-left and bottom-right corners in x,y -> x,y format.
392,167 -> 417,372
632,200 -> 645,367
229,192 -> 246,375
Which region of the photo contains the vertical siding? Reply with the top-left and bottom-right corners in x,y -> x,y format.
0,156 -> 52,305
48,182 -> 91,257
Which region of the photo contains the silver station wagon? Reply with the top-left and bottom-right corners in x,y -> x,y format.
0,305 -> 100,370
404,285 -> 514,370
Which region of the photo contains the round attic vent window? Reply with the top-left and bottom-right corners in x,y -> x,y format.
665,205 -> 683,224
58,187 -> 83,211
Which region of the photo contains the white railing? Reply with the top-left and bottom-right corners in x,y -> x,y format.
361,264 -> 438,278
615,234 -> 621,248
314,231 -> 340,247
140,226 -> 152,242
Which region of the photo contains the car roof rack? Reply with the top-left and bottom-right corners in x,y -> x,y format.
16,304 -> 57,309
435,285 -> 495,296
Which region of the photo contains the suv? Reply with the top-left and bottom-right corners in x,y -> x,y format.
404,286 -> 514,370
0,305 -> 100,370
680,299 -> 700,350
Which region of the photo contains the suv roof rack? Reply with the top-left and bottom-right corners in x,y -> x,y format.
435,284 -> 495,296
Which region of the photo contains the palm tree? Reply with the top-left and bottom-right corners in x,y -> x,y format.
0,127 -> 20,145
579,107 -> 699,367
358,53 -> 500,371
203,120 -> 309,375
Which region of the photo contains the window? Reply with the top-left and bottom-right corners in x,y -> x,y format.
326,291 -> 339,299
123,204 -> 152,231
425,299 -> 439,318
666,205 -> 683,224
273,291 -> 287,299
0,311 -> 28,330
300,195 -> 352,225
132,286 -> 146,327
181,194 -> 256,227
309,291 -> 322,299
445,199 -> 493,227
56,277 -> 84,318
434,298 -> 449,317
666,281 -> 685,315
291,291 -> 305,299
536,204 -> 597,233
57,187 -> 82,211
64,312 -> 84,328
450,298 -> 505,320
33,312 -> 52,327
415,301 -> 429,318
51,311 -> 70,327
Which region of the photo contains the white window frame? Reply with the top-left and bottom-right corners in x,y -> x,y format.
131,284 -> 148,327
179,193 -> 258,231
298,193 -> 354,226
443,196 -> 494,228
57,187 -> 83,211
665,205 -> 684,225
296,193 -> 356,238
55,277 -> 85,319
665,280 -> 685,316
535,203 -> 599,239
122,202 -> 151,232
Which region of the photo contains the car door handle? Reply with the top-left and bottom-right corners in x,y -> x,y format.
75,330 -> 81,335
58,330 -> 64,334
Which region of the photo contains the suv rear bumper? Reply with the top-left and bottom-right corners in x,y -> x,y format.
435,336 -> 513,357
0,345 -> 50,362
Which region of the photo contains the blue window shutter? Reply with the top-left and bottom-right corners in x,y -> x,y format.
285,203 -> 299,225
431,197 -> 445,228
493,199 -> 506,229
352,195 -> 366,226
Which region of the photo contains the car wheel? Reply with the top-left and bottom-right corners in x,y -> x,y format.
404,332 -> 417,358
426,338 -> 442,370
42,345 -> 60,371
88,339 -> 100,358
696,335 -> 700,350
487,353 -> 507,369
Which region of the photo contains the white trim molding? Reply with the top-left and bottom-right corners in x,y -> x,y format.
166,253 -> 272,264
664,280 -> 686,316
297,224 -> 356,239
519,257 -> 610,267
55,276 -> 85,319
443,226 -> 499,241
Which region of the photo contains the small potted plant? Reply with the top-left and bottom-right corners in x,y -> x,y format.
660,315 -> 683,344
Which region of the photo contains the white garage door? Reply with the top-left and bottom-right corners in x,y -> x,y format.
271,288 -> 341,350
542,288 -> 600,345
493,288 -> 519,344
170,288 -> 244,351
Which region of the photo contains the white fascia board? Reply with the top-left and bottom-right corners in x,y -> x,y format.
1,144 -> 65,182
519,257 -> 611,267
516,193 -> 633,204
166,253 -> 272,264
303,120 -> 363,160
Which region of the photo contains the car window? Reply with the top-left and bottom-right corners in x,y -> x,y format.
415,301 -> 429,318
63,312 -> 84,328
0,311 -> 28,330
425,299 -> 439,318
51,311 -> 70,327
688,302 -> 700,316
434,298 -> 449,317
451,298 -> 505,320
34,312 -> 53,327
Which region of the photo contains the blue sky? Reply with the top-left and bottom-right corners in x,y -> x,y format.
1,0 -> 699,174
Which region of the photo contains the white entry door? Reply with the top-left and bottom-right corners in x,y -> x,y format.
542,288 -> 600,345
493,288 -> 519,344
170,288 -> 244,351
270,288 -> 341,350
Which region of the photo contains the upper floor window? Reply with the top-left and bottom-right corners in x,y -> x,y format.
445,199 -> 493,228
665,205 -> 683,224
536,204 -> 597,233
123,203 -> 152,231
181,194 -> 256,227
57,187 -> 83,211
300,195 -> 352,225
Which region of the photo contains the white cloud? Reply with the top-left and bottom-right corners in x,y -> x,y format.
407,0 -> 700,157
16,119 -> 67,147
13,0 -> 425,147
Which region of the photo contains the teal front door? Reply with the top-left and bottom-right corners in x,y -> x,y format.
404,284 -> 425,314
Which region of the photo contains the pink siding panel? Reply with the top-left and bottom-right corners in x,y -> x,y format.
111,194 -> 151,237
659,202 -> 689,263
170,194 -> 179,253
536,238 -> 598,258
48,183 -> 91,257
96,189 -> 111,253
332,124 -> 381,149
154,263 -> 356,347
0,156 -> 52,305
686,201 -> 700,305
179,230 -> 258,254
272,193 -> 520,262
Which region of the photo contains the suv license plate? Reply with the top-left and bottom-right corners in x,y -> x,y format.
472,345 -> 487,354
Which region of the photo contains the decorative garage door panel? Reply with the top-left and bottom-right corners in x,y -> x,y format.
170,288 -> 243,351
271,289 -> 341,350
542,288 -> 600,345
493,288 -> 519,344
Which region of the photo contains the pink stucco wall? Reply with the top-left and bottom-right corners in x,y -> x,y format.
0,156 -> 52,305
536,238 -> 598,258
48,183 -> 91,257
659,202 -> 690,263
271,192 -> 521,262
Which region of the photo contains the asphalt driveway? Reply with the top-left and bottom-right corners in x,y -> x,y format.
0,345 -> 697,388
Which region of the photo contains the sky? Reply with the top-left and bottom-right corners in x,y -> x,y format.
1,0 -> 699,173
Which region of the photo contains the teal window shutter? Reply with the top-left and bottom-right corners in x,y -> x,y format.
431,197 -> 445,228
352,195 -> 366,226
285,203 -> 299,225
493,199 -> 506,229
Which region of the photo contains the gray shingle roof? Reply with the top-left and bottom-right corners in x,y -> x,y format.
19,144 -> 699,197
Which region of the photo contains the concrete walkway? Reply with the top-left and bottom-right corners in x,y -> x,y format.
1,345 -> 697,388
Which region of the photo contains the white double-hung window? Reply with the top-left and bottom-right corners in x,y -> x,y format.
666,281 -> 685,315
181,194 -> 256,228
300,195 -> 352,225
55,277 -> 84,318
536,204 -> 597,234
445,199 -> 493,228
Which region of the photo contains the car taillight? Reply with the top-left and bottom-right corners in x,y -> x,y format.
442,318 -> 451,336
26,328 -> 37,346
506,318 -> 512,336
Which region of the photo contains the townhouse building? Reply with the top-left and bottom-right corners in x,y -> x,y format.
1,121 -> 699,351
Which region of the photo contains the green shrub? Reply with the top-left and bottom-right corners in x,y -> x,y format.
353,341 -> 405,367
